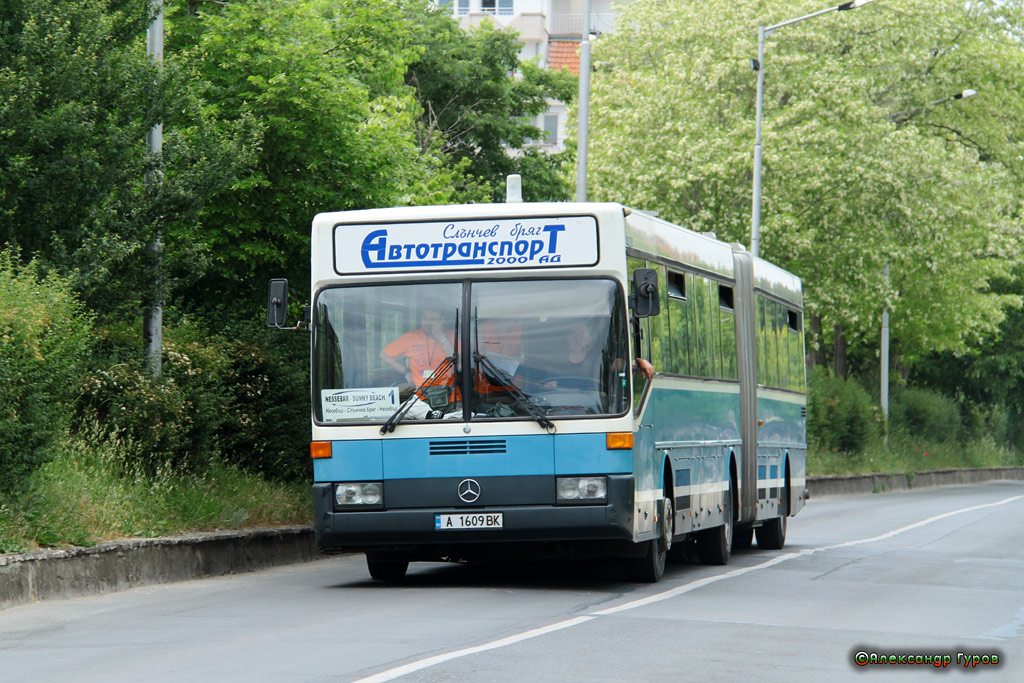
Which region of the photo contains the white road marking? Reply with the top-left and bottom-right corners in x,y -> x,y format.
353,616 -> 596,683
354,494 -> 1024,682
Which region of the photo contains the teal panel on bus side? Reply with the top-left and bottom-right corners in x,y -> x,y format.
382,435 -> 554,479
553,433 -> 632,475
313,440 -> 384,482
756,394 -> 806,445
638,381 -> 742,514
642,382 -> 741,444
756,391 -> 808,514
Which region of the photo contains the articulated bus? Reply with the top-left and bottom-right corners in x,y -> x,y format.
268,199 -> 807,582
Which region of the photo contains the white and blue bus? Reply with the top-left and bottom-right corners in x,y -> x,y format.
268,198 -> 806,582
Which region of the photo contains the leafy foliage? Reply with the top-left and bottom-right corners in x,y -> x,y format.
405,10 -> 577,201
806,368 -> 877,454
587,0 -> 1024,371
889,387 -> 962,444
75,317 -> 311,481
0,249 -> 94,492
0,0 -> 258,315
167,0 -> 434,311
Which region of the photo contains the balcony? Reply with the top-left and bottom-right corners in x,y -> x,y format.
549,12 -> 617,36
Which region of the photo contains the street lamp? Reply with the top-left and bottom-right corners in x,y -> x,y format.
576,0 -> 593,202
750,0 -> 877,258
880,87 -> 978,428
144,0 -> 164,377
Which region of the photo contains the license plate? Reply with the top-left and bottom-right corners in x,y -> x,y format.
435,513 -> 503,530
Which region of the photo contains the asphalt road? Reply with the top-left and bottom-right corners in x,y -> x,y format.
1,481 -> 1022,682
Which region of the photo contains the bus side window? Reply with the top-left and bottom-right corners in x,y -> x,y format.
647,264 -> 669,373
632,315 -> 650,412
667,270 -> 688,376
719,285 -> 737,379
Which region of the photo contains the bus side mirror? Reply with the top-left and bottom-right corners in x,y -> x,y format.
267,278 -> 289,328
631,268 -> 660,318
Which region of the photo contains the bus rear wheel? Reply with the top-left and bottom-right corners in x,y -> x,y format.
756,490 -> 788,550
366,553 -> 409,581
732,524 -> 754,551
697,483 -> 732,565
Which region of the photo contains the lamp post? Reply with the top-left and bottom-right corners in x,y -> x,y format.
880,87 -> 978,427
576,0 -> 593,202
144,0 -> 164,377
750,0 -> 877,258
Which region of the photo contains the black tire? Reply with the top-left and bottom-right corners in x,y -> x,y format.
626,496 -> 671,582
732,524 -> 754,551
755,489 -> 788,550
667,536 -> 698,564
697,482 -> 733,565
366,553 -> 409,581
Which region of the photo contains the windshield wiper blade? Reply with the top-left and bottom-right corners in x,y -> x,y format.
475,351 -> 555,432
379,356 -> 456,434
380,308 -> 460,435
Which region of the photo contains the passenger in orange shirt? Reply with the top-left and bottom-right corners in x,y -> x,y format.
380,308 -> 457,395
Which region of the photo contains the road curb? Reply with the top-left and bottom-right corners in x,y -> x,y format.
2,467 -> 1023,611
807,466 -> 1024,498
0,525 -> 316,611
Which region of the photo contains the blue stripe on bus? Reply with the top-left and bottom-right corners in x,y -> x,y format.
312,433 -> 632,482
553,433 -> 632,475
313,440 -> 384,482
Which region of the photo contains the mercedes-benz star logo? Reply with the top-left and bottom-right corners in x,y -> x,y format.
457,478 -> 481,503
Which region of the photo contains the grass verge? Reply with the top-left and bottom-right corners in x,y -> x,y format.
808,433 -> 1022,476
0,431 -> 310,554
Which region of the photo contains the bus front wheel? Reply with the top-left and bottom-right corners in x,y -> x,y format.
366,553 -> 409,581
626,497 -> 671,582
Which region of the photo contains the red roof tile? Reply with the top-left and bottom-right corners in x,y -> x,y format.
548,40 -> 580,74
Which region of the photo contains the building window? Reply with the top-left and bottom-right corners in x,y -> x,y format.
456,0 -> 469,15
498,0 -> 514,15
482,0 -> 495,13
543,114 -> 558,145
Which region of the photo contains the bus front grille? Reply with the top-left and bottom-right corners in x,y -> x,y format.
430,440 -> 507,456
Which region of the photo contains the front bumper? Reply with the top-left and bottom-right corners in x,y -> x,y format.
312,474 -> 635,551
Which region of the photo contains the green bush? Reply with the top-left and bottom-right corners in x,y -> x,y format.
0,249 -> 94,492
807,367 -> 877,454
889,387 -> 962,444
76,363 -> 200,475
75,317 -> 310,482
75,320 -> 233,475
962,402 -> 1011,447
215,324 -> 310,482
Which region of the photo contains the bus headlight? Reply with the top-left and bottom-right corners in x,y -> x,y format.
557,477 -> 607,503
335,482 -> 384,509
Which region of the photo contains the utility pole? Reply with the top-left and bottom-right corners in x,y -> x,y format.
144,1 -> 164,377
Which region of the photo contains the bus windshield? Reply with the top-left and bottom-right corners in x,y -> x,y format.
313,279 -> 630,424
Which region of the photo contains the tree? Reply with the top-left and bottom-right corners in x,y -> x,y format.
404,9 -> 577,202
0,0 -> 256,315
585,0 -> 1024,375
168,0 -> 456,312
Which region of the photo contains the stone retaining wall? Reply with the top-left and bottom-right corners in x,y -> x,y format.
2,467 -> 1022,611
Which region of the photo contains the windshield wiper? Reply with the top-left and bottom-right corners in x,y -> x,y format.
380,308 -> 460,435
475,351 -> 555,432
